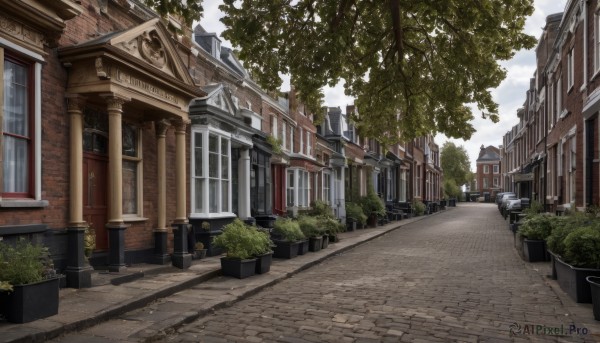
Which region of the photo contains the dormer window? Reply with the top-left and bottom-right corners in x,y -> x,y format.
213,39 -> 221,59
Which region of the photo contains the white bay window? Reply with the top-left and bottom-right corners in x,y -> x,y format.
191,128 -> 232,216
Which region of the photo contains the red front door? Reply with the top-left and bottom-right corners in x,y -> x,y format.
83,152 -> 108,250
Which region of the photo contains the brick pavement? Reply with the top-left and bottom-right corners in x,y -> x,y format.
161,203 -> 600,343
46,203 -> 600,342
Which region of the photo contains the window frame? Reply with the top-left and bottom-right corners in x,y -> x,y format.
483,165 -> 489,174
190,126 -> 234,218
0,46 -> 43,204
121,123 -> 144,220
493,165 -> 499,174
567,48 -> 574,91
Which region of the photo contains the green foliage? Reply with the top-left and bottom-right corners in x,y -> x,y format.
413,201 -> 426,217
317,215 -> 345,235
273,218 -> 305,242
194,242 -> 205,250
563,225 -> 600,269
0,239 -> 51,287
518,214 -> 553,240
345,202 -> 367,225
298,215 -> 322,238
212,219 -> 273,259
443,179 -> 461,200
310,200 -> 334,218
523,200 -> 544,216
441,142 -> 472,187
546,213 -> 594,257
142,0 -> 203,29
220,0 -> 536,144
266,135 -> 283,155
360,189 -> 386,217
0,281 -> 12,292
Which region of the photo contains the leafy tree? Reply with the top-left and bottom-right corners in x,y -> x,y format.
142,0 -> 203,28
220,0 -> 536,144
441,141 -> 471,187
443,179 -> 461,199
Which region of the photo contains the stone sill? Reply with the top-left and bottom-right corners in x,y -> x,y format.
0,199 -> 49,208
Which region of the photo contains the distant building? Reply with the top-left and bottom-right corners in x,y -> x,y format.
475,145 -> 502,201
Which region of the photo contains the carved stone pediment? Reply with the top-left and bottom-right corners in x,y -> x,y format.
109,18 -> 192,83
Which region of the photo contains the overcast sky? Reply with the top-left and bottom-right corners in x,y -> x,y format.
195,0 -> 567,170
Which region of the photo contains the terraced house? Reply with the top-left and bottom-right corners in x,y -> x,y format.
501,0 -> 600,212
0,0 -> 444,288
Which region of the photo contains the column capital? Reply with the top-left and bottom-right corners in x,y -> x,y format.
155,119 -> 170,137
172,119 -> 190,133
101,94 -> 130,112
66,95 -> 86,112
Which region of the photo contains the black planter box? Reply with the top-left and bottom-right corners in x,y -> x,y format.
297,239 -> 309,255
220,257 -> 257,279
309,236 -> 323,252
321,235 -> 329,249
0,278 -> 59,323
255,252 -> 273,274
273,240 -> 300,259
523,239 -> 548,262
329,234 -> 339,243
587,276 -> 600,321
555,256 -> 600,303
346,220 -> 356,231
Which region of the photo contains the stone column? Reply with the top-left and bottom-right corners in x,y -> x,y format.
172,120 -> 191,269
338,166 -> 346,223
152,120 -> 170,264
65,95 -> 92,288
238,148 -> 251,219
104,95 -> 129,272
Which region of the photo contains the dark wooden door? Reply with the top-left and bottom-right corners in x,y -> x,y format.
83,153 -> 108,250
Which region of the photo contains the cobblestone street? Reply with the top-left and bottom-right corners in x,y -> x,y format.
164,203 -> 598,343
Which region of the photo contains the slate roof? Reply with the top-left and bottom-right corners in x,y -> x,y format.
477,145 -> 501,162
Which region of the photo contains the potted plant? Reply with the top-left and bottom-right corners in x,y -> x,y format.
271,218 -> 305,259
413,200 -> 426,217
193,242 -> 207,260
546,213 -> 600,303
298,216 -> 323,252
84,224 -> 95,262
0,239 -> 60,323
517,213 -> 553,262
318,215 -> 344,245
346,202 -> 367,231
253,227 -> 275,274
360,189 -> 386,227
212,219 -> 262,279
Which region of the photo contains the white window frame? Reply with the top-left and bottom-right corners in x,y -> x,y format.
493,165 -> 499,174
306,130 -> 311,156
323,170 -> 331,205
190,126 -> 234,218
567,48 -> 575,91
299,127 -> 304,154
271,115 -> 278,139
122,124 -> 144,220
290,127 -> 294,153
0,43 -> 44,205
282,121 -> 287,151
483,165 -> 489,174
556,77 -> 562,123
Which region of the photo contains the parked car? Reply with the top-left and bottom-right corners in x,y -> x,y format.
506,199 -> 521,211
501,194 -> 517,217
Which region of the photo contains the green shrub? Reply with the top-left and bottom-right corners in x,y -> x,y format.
273,218 -> 305,242
563,225 -> 600,268
298,216 -> 321,238
310,200 -> 334,218
346,202 -> 367,225
213,219 -> 273,259
0,239 -> 51,288
523,200 -> 544,216
518,214 -> 553,240
360,189 -> 386,217
413,201 -> 426,216
546,213 -> 593,256
317,215 -> 345,235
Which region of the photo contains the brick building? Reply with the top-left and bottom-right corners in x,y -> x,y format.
475,145 -> 502,201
